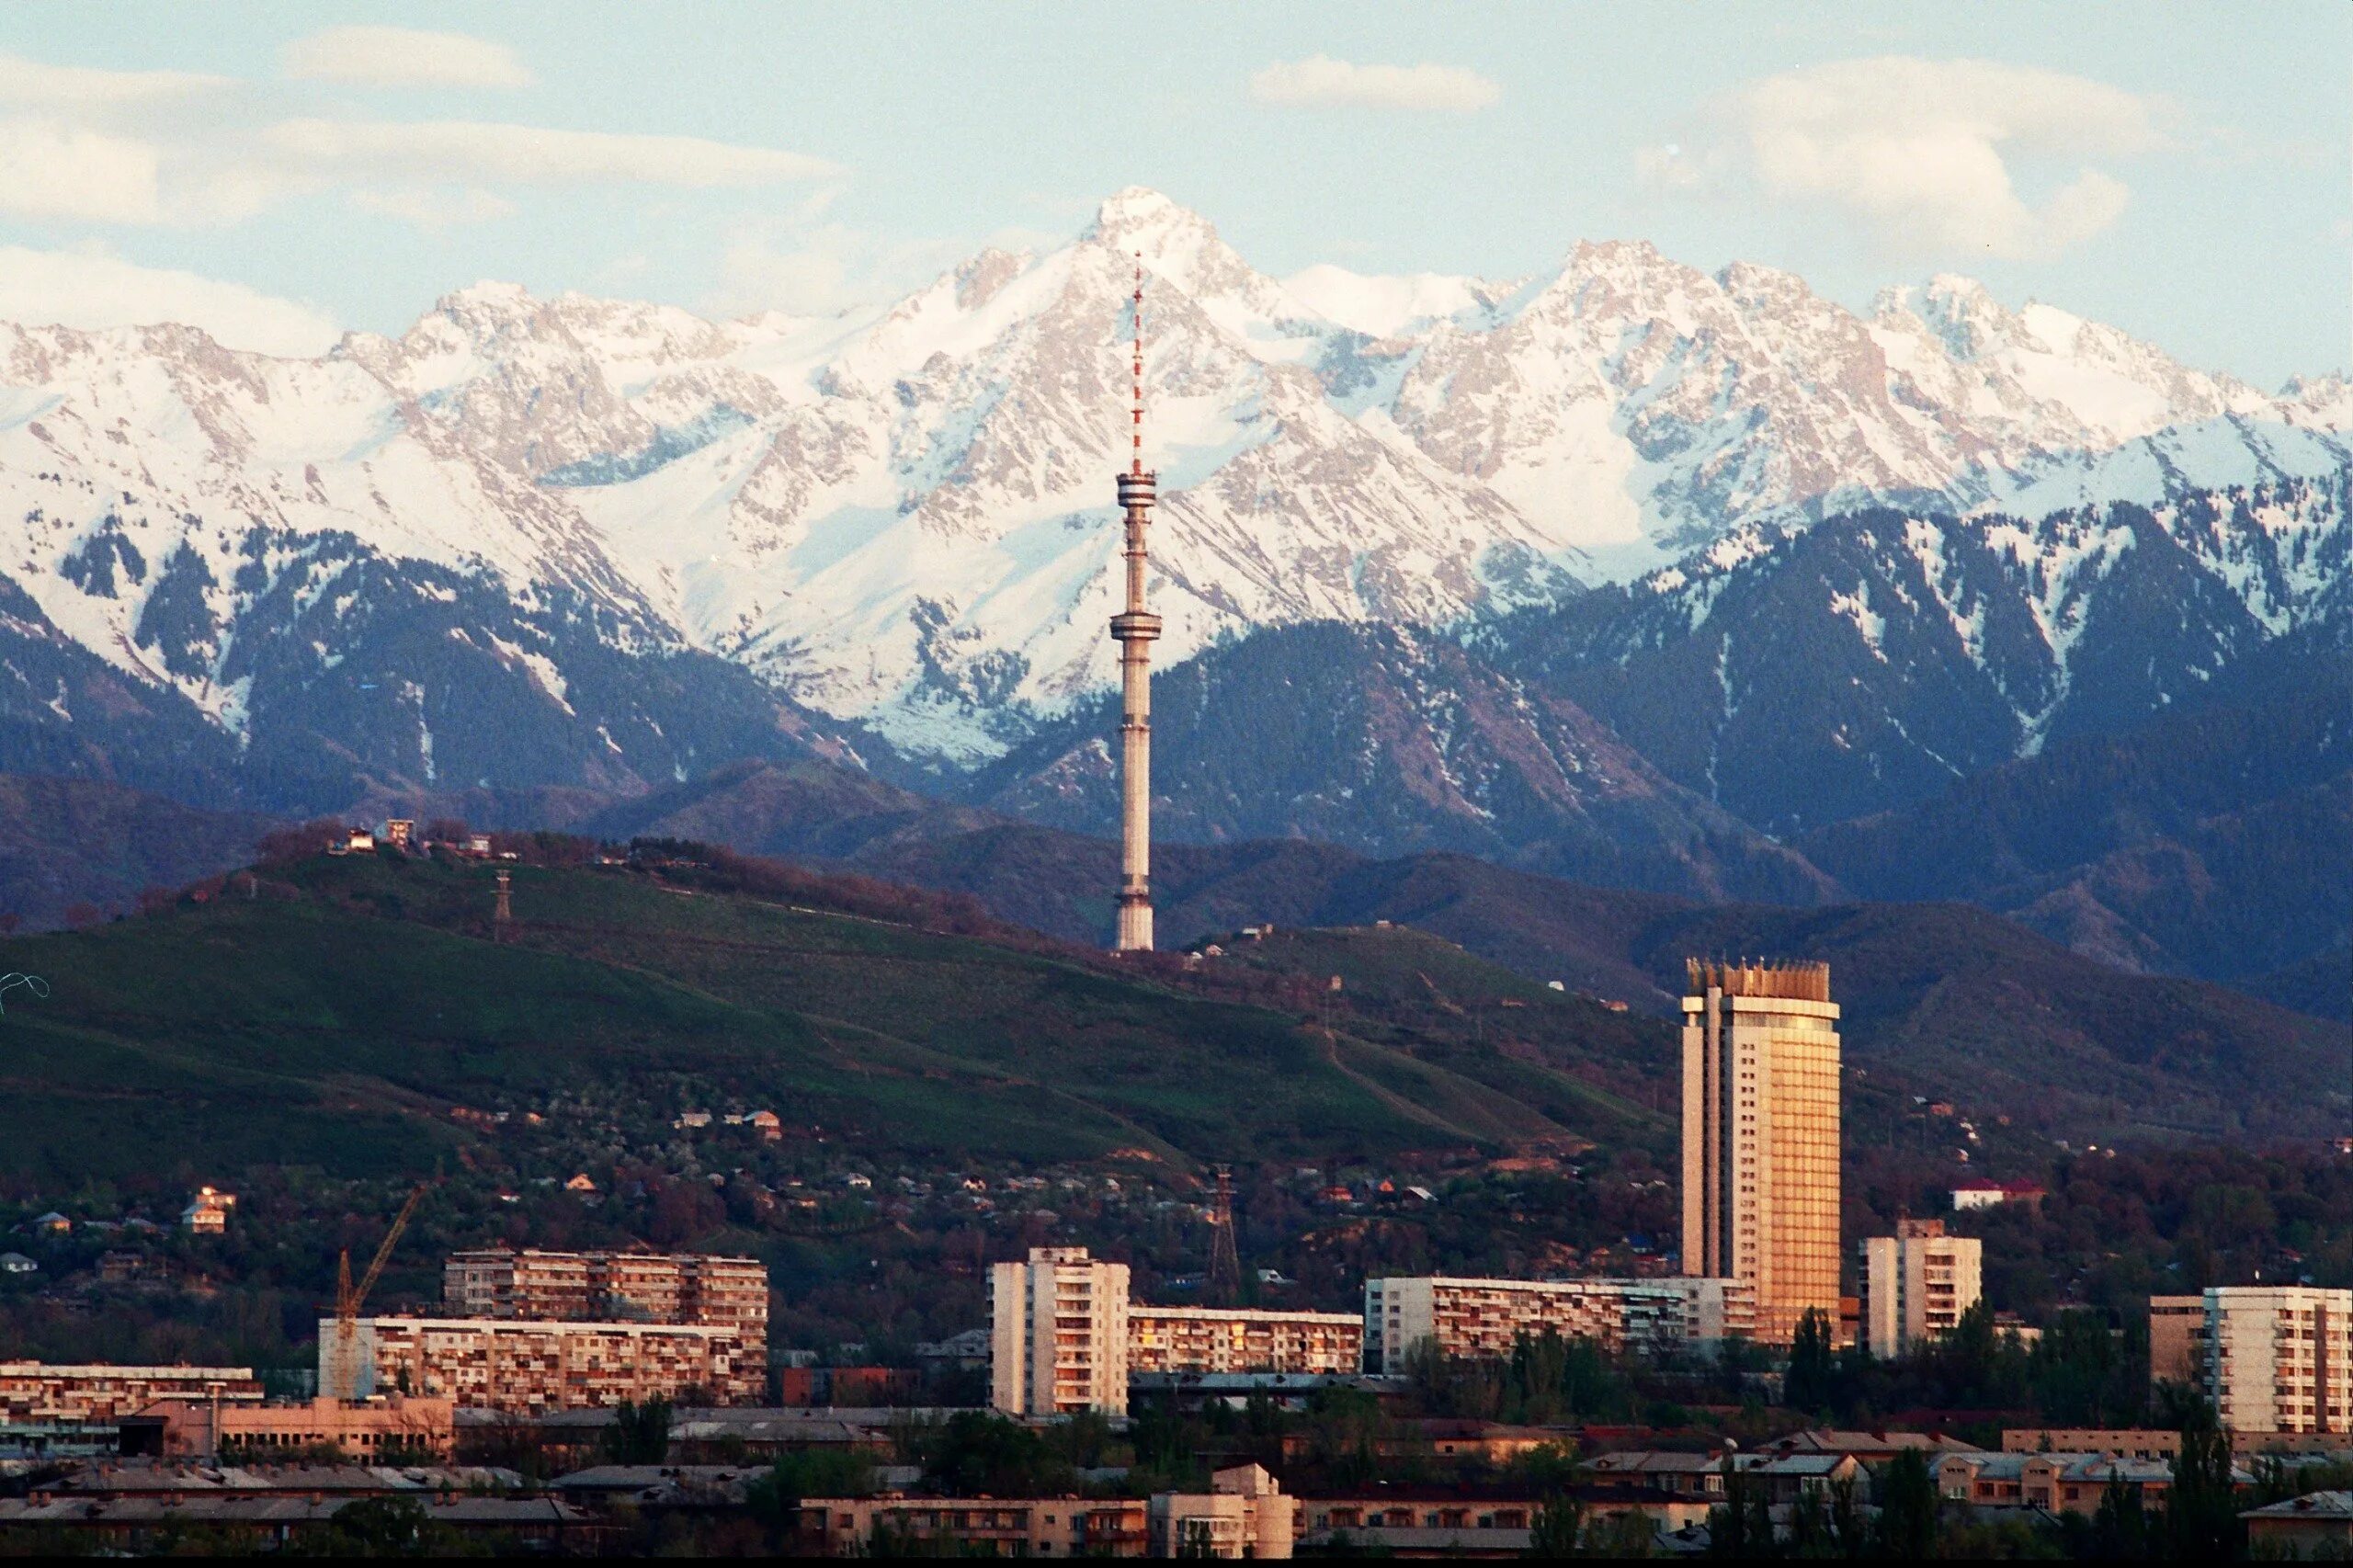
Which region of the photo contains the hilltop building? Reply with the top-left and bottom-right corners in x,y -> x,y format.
991,1246 -> 1131,1417
1680,959 -> 1842,1345
179,1187 -> 234,1233
1859,1219 -> 1981,1358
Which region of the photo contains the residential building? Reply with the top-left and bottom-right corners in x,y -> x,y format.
1859,1219 -> 1982,1358
1934,1450 -> 2242,1517
799,1496 -> 1148,1557
0,1363 -> 261,1425
2205,1287 -> 2353,1436
1361,1277 -> 1689,1372
441,1249 -> 767,1348
1128,1306 -> 1362,1377
1148,1463 -> 1297,1558
2150,1294 -> 2208,1388
0,1254 -> 34,1276
1680,959 -> 1842,1346
1673,1276 -> 1758,1345
180,1187 -> 235,1233
322,1317 -> 761,1412
127,1394 -> 453,1460
1952,1179 -> 2047,1212
989,1246 -> 1131,1417
2243,1492 -> 2353,1557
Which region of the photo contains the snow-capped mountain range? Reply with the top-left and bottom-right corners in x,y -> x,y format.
0,185 -> 2344,790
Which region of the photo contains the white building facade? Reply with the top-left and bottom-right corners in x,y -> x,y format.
1859,1219 -> 1983,1358
2206,1286 -> 2352,1435
1362,1276 -> 1728,1372
989,1246 -> 1131,1417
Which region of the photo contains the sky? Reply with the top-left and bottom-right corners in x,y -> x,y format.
0,0 -> 2341,385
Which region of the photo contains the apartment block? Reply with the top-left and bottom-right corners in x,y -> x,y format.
1859,1219 -> 1982,1358
2149,1295 -> 2207,1389
441,1250 -> 767,1346
1681,959 -> 1842,1346
990,1247 -> 1131,1417
324,1317 -> 761,1412
1361,1277 -> 1693,1373
0,1364 -> 262,1425
1129,1307 -> 1363,1377
2205,1287 -> 2353,1436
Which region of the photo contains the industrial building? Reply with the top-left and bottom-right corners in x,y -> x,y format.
1859,1219 -> 1983,1358
990,1246 -> 1131,1417
1680,959 -> 1843,1345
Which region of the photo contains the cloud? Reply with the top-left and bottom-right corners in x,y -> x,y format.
348,187 -> 517,230
1642,57 -> 2167,259
0,52 -> 232,108
1250,55 -> 1500,114
266,119 -> 840,187
0,122 -> 166,223
282,26 -> 533,90
0,244 -> 340,355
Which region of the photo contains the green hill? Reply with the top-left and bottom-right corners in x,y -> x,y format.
0,850 -> 1679,1186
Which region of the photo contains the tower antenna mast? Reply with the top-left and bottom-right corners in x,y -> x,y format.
1108,256 -> 1161,951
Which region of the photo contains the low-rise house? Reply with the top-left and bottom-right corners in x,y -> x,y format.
1934,1450 -> 2244,1517
0,1494 -> 595,1553
799,1495 -> 1148,1557
1584,1450 -> 1730,1500
2243,1491 -> 2353,1558
0,1254 -> 35,1276
180,1187 -> 235,1233
1388,1418 -> 1572,1463
33,1211 -> 69,1235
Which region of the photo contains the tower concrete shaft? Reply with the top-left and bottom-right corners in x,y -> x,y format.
1110,263 -> 1159,952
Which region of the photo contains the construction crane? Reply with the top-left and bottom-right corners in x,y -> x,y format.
325,1184 -> 427,1398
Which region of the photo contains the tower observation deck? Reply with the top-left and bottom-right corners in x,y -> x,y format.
1111,261 -> 1160,953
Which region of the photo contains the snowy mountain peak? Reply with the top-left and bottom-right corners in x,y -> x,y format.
0,191 -> 2336,773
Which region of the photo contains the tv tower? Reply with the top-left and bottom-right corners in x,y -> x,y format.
1109,258 -> 1161,952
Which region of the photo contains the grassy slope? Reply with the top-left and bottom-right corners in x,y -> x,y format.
0,852 -> 1650,1185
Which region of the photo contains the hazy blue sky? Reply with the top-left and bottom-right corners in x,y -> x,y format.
0,1 -> 2340,383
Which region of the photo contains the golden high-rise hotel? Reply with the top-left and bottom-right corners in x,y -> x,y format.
1681,959 -> 1842,1346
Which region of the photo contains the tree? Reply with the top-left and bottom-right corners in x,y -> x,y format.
605,1396 -> 673,1463
1874,1448 -> 1938,1560
312,1495 -> 459,1557
1784,1308 -> 1838,1415
2088,1467 -> 2150,1560
1529,1494 -> 1584,1558
920,1411 -> 1073,1497
2166,1396 -> 2240,1562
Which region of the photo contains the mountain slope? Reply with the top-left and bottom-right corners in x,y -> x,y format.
1490,474 -> 2351,832
807,819 -> 2347,1142
0,848 -> 1670,1183
958,619 -> 1833,903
